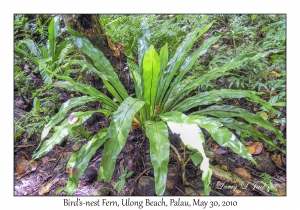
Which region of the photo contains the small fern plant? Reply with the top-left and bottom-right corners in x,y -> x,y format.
32,20 -> 285,196
14,16 -> 73,85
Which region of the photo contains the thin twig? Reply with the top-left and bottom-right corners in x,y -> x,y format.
175,185 -> 187,196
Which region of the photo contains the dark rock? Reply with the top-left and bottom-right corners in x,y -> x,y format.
93,182 -> 112,196
254,156 -> 276,175
80,167 -> 97,185
138,176 -> 155,196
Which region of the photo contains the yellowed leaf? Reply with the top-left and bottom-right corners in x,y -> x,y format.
41,158 -> 46,165
271,154 -> 282,167
259,112 -> 268,121
234,168 -> 251,179
38,178 -> 59,195
235,189 -> 242,194
70,94 -> 74,98
248,142 -> 264,155
269,71 -> 281,78
246,146 -> 255,154
48,158 -> 56,162
212,44 -> 220,49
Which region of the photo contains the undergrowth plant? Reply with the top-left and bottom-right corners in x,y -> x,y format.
14,16 -> 73,85
32,20 -> 286,196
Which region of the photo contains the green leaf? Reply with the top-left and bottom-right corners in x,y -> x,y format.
174,89 -> 280,114
138,21 -> 150,69
48,16 -> 60,66
252,14 -> 258,21
67,27 -> 124,85
71,59 -> 128,102
99,97 -> 145,182
33,97 -> 40,115
184,51 -> 274,91
55,188 -> 65,195
142,45 -> 161,115
193,105 -> 286,145
190,152 -> 203,166
66,128 -> 108,195
145,121 -> 170,195
158,22 -> 216,105
127,59 -> 142,99
17,39 -> 41,58
33,110 -> 107,160
189,115 -> 256,164
216,118 -> 285,154
160,111 -> 211,195
41,96 -> 103,141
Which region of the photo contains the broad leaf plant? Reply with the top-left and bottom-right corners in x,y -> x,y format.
31,20 -> 286,196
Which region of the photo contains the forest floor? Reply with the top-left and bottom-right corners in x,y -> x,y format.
13,67 -> 286,196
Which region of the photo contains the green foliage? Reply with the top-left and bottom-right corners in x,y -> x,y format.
14,16 -> 74,85
114,167 -> 134,194
32,20 -> 285,197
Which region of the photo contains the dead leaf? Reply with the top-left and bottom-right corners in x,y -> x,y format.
16,157 -> 38,177
269,71 -> 281,78
66,167 -> 79,176
259,112 -> 268,121
41,158 -> 46,165
212,44 -> 220,49
48,158 -> 56,162
271,154 -> 282,167
275,183 -> 286,196
246,146 -> 255,154
235,189 -> 241,194
234,168 -> 251,179
247,142 -> 264,155
107,37 -> 120,57
212,144 -> 219,152
38,178 -> 59,195
72,143 -> 82,151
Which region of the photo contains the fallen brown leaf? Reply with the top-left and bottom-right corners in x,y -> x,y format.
38,178 -> 59,195
247,142 -> 264,155
271,154 -> 282,167
234,168 -> 251,179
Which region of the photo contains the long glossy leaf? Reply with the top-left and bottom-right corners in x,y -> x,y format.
14,45 -> 39,66
174,89 -> 280,114
127,59 -> 142,99
157,27 -> 201,104
41,96 -> 103,140
48,16 -> 60,66
17,39 -> 41,58
138,21 -> 150,69
184,51 -> 273,91
159,111 -> 212,195
33,110 -> 108,159
193,105 -> 286,145
189,115 -> 255,164
67,27 -> 120,82
142,45 -> 161,114
71,59 -> 128,102
99,97 -> 145,182
155,43 -> 169,106
145,121 -> 169,195
171,33 -> 221,87
159,22 -> 216,106
216,118 -> 285,154
66,128 -> 108,195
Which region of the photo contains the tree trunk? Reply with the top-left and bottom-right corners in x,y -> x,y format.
62,14 -> 128,90
62,14 -> 110,55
